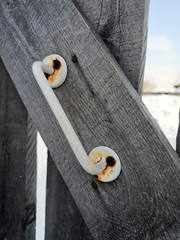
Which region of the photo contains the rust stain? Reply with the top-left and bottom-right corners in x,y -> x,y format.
45,73 -> 50,79
95,160 -> 117,181
91,151 -> 104,164
90,149 -> 117,181
46,58 -> 62,84
48,69 -> 59,84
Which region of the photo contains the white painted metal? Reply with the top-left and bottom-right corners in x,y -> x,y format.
32,56 -> 121,181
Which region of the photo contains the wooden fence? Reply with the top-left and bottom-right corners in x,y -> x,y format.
0,0 -> 180,239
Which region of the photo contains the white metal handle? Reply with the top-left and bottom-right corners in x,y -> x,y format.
32,54 -> 121,182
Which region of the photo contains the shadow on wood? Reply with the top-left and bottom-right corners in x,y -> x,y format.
0,59 -> 36,240
46,155 -> 93,240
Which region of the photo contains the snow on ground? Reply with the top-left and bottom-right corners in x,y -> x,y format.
142,95 -> 180,149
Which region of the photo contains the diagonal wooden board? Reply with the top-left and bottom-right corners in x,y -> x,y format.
45,1 -> 149,239
1,0 -> 180,239
1,0 -> 153,238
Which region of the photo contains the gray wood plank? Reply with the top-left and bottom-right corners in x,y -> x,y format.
0,59 -> 36,239
77,0 -> 149,94
25,115 -> 37,240
45,1 -> 149,239
46,155 -> 93,240
176,111 -> 180,157
1,1 -> 180,239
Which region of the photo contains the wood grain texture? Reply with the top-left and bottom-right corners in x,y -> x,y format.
176,110 -> 180,157
77,0 -> 149,94
45,0 -> 149,239
25,115 -> 36,240
1,0 -> 180,239
0,59 -> 36,239
45,155 -> 93,240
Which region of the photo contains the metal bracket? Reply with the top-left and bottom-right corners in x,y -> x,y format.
32,54 -> 121,182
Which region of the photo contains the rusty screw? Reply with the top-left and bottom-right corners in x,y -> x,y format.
106,156 -> 115,166
53,59 -> 61,70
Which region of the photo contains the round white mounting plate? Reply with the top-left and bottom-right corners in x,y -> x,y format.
43,54 -> 67,88
88,146 -> 121,182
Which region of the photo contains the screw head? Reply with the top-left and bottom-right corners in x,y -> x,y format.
106,156 -> 115,166
53,59 -> 61,70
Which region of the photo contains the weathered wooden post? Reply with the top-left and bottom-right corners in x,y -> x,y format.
1,0 -> 180,239
0,59 -> 36,239
45,0 -> 149,239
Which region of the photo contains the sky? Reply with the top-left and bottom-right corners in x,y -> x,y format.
143,0 -> 180,149
144,0 -> 180,91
